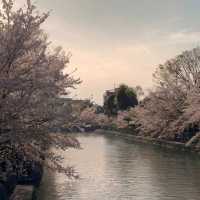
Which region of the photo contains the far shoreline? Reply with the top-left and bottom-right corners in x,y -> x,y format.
94,129 -> 200,156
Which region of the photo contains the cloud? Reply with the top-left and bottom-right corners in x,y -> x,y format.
11,0 -> 200,104
168,31 -> 200,44
42,14 -> 200,104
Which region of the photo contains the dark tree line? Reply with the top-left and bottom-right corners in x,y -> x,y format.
104,84 -> 139,116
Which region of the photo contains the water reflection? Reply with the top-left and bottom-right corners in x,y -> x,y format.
37,133 -> 200,200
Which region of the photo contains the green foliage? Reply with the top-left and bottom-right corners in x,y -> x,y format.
104,84 -> 139,116
116,84 -> 138,110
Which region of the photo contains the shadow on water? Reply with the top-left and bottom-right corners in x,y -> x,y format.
37,133 -> 200,200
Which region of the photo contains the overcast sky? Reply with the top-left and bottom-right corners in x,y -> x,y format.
17,0 -> 200,104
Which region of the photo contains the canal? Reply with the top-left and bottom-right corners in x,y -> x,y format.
37,133 -> 200,200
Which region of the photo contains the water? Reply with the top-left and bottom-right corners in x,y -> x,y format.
37,133 -> 200,200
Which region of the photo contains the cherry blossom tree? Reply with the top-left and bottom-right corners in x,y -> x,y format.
135,47 -> 200,141
0,0 -> 80,175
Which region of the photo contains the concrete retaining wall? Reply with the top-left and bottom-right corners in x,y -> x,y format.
9,185 -> 35,200
95,129 -> 199,154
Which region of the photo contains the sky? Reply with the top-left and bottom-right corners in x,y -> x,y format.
17,0 -> 200,104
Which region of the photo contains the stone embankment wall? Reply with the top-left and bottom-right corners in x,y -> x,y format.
95,129 -> 200,154
10,185 -> 35,200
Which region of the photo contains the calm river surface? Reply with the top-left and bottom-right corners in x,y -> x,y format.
37,133 -> 200,200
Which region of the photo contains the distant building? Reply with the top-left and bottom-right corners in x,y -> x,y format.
103,89 -> 116,104
103,88 -> 118,115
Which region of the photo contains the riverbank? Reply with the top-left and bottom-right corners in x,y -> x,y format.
0,138 -> 43,200
95,129 -> 200,155
10,185 -> 36,200
0,161 -> 43,200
